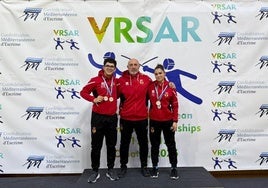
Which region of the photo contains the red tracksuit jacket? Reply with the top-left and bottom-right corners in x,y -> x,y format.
148,80 -> 179,122
80,70 -> 118,116
118,71 -> 152,121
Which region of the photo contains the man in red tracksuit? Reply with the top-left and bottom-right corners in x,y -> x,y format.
117,58 -> 152,177
80,58 -> 119,183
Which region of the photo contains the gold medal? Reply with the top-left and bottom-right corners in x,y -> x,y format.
156,100 -> 161,106
103,96 -> 108,101
157,104 -> 161,109
109,97 -> 114,102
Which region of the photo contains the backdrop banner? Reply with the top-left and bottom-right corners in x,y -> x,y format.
0,0 -> 268,174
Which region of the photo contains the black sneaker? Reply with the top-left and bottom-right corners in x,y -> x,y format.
106,169 -> 119,181
141,167 -> 150,177
150,167 -> 159,178
118,166 -> 127,178
170,168 -> 179,180
87,171 -> 100,183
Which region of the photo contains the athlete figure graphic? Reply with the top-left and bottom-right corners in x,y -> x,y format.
88,52 -> 122,75
54,37 -> 64,50
224,158 -> 237,169
211,60 -> 222,73
67,88 -> 80,99
224,62 -> 237,72
211,11 -> 222,24
142,58 -> 202,105
55,87 -> 65,99
88,53 -> 202,104
224,13 -> 237,23
211,109 -> 222,121
66,39 -> 79,50
224,110 -> 237,121
212,157 -> 222,169
68,137 -> 81,147
55,135 -> 66,148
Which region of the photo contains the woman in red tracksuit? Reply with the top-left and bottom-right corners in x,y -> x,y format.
148,64 -> 179,180
80,58 -> 119,183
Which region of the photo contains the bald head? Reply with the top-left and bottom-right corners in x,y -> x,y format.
127,58 -> 140,75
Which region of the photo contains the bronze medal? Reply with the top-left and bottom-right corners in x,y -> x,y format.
103,96 -> 108,101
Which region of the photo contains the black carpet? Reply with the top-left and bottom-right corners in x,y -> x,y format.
0,167 -> 224,188
0,175 -> 78,188
1,167 -> 268,188
77,167 -> 223,188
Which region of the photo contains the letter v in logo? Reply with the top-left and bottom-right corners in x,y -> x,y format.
87,17 -> 112,43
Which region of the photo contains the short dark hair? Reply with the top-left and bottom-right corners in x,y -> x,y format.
104,58 -> 117,67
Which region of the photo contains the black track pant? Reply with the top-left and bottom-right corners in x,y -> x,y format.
149,119 -> 177,168
91,112 -> 118,171
119,119 -> 148,168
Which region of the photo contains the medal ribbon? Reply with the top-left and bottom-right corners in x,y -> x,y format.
155,84 -> 168,101
102,76 -> 114,96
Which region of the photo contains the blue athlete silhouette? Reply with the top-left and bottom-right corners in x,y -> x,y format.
143,58 -> 203,105
211,60 -> 222,73
67,88 -> 80,99
211,11 -> 222,24
66,39 -> 79,50
211,109 -> 222,121
224,158 -> 237,169
212,157 -> 222,169
224,62 -> 237,72
55,87 -> 65,99
224,13 -> 237,23
54,37 -> 64,50
224,110 -> 237,121
88,52 -> 122,75
68,137 -> 81,147
88,53 -> 202,104
55,135 -> 66,148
